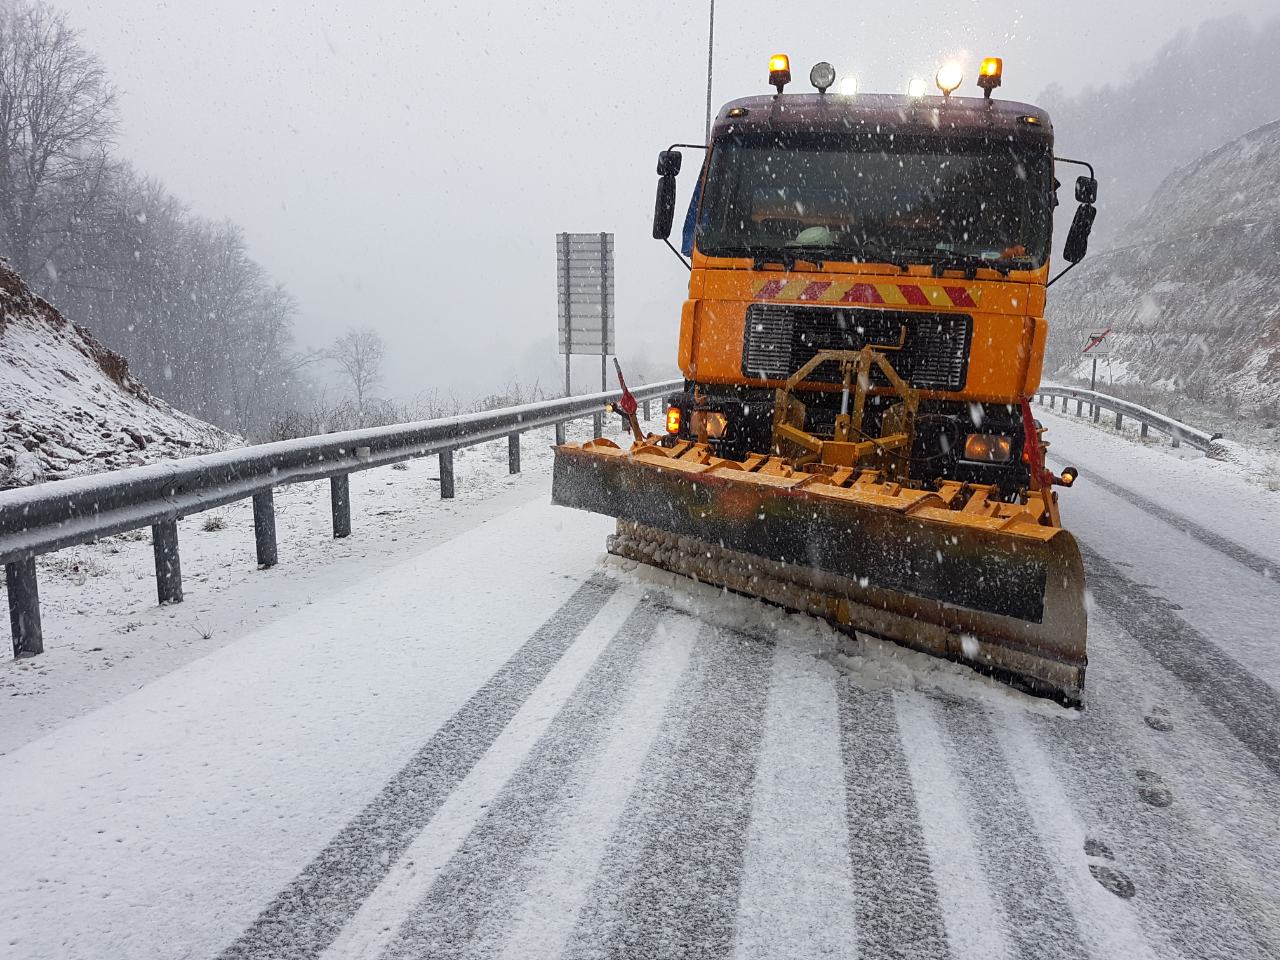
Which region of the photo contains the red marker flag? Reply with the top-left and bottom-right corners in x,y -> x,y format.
613,358 -> 642,440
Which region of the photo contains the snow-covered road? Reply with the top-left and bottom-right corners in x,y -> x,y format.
2,413 -> 1279,960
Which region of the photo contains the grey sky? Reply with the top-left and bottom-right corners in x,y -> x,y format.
57,0 -> 1271,399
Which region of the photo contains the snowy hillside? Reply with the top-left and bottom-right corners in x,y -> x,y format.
0,261 -> 232,487
1045,118 -> 1280,413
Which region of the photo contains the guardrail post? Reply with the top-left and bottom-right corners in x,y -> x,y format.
593,412 -> 603,439
1075,398 -> 1083,416
1050,396 -> 1056,410
643,399 -> 651,420
508,432 -> 521,474
1140,422 -> 1149,439
439,449 -> 455,499
253,490 -> 278,568
6,558 -> 42,657
1114,412 -> 1124,431
554,421 -> 566,446
151,520 -> 183,604
331,475 -> 351,538
1092,404 -> 1101,423
1171,429 -> 1181,449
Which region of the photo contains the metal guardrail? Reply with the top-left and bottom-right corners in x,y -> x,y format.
2,379 -> 682,657
1032,385 -> 1220,451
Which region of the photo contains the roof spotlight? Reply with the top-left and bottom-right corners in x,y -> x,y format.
769,54 -> 791,93
907,76 -> 928,98
935,62 -> 963,97
837,76 -> 858,96
810,61 -> 836,93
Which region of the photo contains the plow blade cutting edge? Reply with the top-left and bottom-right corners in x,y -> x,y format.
552,440 -> 1088,704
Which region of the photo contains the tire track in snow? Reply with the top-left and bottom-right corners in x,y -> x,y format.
324,581 -> 645,959
1082,544 -> 1280,781
1027,643 -> 1280,960
990,707 -> 1159,960
1047,455 -> 1277,580
217,574 -> 619,960
837,683 -> 950,960
933,699 -> 1088,960
893,693 -> 1017,960
494,615 -> 700,960
1078,611 -> 1280,887
375,596 -> 670,959
562,623 -> 774,960
731,642 -> 859,960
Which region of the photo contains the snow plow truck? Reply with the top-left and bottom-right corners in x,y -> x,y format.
553,56 -> 1098,705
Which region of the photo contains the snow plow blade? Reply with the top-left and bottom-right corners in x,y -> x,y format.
552,438 -> 1088,704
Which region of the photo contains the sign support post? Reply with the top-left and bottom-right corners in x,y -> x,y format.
1082,328 -> 1111,395
559,232 -> 572,397
599,231 -> 609,394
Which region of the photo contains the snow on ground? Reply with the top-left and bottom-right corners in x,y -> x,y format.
0,262 -> 231,487
1037,399 -> 1280,566
0,413 -> 643,754
2,403 -> 1280,959
1041,401 -> 1280,694
3,512 -> 1276,959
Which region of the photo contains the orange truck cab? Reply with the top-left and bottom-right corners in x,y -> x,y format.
652,58 -> 1097,498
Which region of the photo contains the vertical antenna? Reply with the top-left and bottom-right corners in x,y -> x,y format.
704,0 -> 715,142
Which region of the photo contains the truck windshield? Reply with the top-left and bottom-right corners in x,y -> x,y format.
696,133 -> 1054,267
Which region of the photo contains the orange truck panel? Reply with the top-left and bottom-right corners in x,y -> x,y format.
678,262 -> 1051,403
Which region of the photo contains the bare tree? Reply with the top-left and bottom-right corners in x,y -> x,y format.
329,326 -> 384,412
0,1 -> 117,278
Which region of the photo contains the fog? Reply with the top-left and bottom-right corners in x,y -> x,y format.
57,0 -> 1274,400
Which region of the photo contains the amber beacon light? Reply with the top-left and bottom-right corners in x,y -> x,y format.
978,57 -> 1003,97
769,54 -> 791,93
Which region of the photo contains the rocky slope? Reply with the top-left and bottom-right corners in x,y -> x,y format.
0,261 -> 232,488
1046,118 -> 1280,414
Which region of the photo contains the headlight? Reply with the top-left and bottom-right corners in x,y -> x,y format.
963,433 -> 1013,463
691,410 -> 728,439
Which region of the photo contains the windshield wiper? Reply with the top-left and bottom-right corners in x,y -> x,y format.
725,243 -> 1022,277
779,244 -> 914,273
925,254 -> 1019,278
743,247 -> 826,271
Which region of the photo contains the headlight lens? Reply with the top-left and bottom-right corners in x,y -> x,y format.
963,433 -> 1013,463
691,410 -> 728,439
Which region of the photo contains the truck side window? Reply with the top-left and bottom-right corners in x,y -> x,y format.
681,177 -> 702,256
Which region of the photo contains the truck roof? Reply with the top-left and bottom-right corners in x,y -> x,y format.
712,93 -> 1053,145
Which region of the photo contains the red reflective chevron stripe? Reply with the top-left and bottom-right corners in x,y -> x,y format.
944,286 -> 977,308
755,280 -> 785,299
841,283 -> 883,304
897,284 -> 929,306
799,281 -> 832,300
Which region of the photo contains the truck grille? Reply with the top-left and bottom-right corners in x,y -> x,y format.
742,303 -> 972,391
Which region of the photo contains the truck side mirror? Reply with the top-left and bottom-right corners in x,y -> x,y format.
1063,203 -> 1096,263
657,150 -> 683,177
653,150 -> 682,240
1075,175 -> 1097,204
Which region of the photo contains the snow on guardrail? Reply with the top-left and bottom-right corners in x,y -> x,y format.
0,379 -> 682,657
1033,385 -> 1219,452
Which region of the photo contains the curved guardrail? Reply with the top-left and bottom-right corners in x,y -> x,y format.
2,379 -> 682,656
1032,385 -> 1219,451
